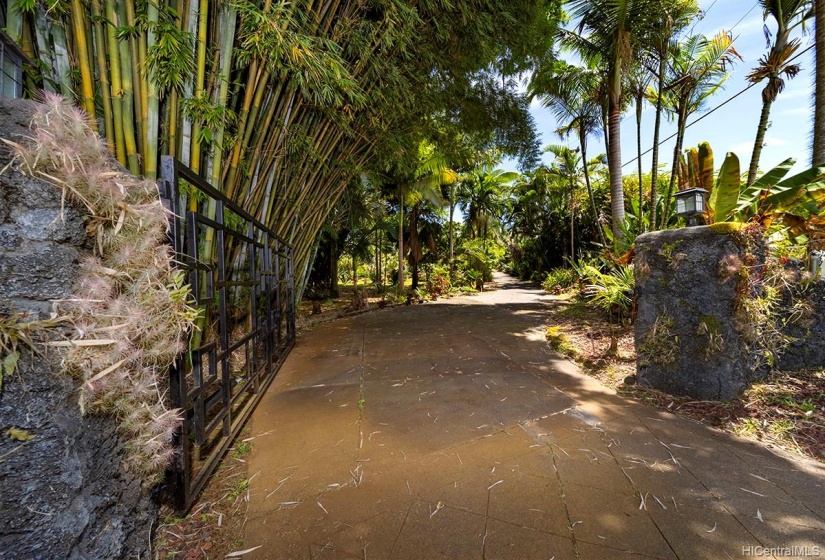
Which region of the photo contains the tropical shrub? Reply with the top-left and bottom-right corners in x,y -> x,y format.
542,267 -> 579,294
580,263 -> 635,321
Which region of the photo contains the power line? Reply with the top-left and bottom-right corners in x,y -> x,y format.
621,42 -> 814,168
730,2 -> 759,34
688,0 -> 719,35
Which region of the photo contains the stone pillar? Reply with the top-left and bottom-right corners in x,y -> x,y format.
634,224 -> 767,400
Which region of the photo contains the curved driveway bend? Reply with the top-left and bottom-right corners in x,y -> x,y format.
244,273 -> 825,559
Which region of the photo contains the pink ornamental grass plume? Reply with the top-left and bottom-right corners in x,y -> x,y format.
4,94 -> 199,484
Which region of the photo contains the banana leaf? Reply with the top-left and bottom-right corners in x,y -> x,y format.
698,142 -> 714,191
712,152 -> 741,222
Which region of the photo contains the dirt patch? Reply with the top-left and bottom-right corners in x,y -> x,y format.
545,293 -> 825,463
153,431 -> 253,559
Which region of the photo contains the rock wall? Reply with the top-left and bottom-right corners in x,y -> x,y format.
0,98 -> 87,318
778,279 -> 825,371
0,98 -> 156,559
634,225 -> 768,400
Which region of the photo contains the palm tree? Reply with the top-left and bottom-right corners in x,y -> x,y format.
746,0 -> 813,185
530,62 -> 608,246
395,143 -> 456,296
566,0 -> 656,243
644,0 -> 699,229
545,145 -> 584,260
657,31 -> 741,228
457,165 -> 519,253
814,0 -> 825,167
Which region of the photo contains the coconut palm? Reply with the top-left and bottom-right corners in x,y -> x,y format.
565,0 -> 657,243
657,30 -> 742,228
746,0 -> 813,185
395,144 -> 456,296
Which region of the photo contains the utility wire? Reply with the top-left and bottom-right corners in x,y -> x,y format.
621,41 -> 813,168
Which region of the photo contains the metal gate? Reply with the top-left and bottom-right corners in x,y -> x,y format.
158,156 -> 295,511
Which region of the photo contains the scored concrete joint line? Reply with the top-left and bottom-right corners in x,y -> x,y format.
244,273 -> 825,560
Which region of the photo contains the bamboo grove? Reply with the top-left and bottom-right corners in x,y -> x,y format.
7,0 -> 558,288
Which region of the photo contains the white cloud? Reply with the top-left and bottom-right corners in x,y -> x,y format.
777,105 -> 812,117
728,136 -> 787,156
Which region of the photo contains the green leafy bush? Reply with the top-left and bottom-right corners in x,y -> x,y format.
580,264 -> 635,320
541,267 -> 578,294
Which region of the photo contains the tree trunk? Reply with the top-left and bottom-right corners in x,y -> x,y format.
569,181 -> 575,262
607,101 -> 626,242
330,236 -> 339,296
580,127 -> 606,247
815,0 -> 825,166
636,92 -> 644,230
397,185 -> 404,297
650,52 -> 667,230
352,253 -> 358,297
660,106 -> 688,229
375,230 -> 381,290
448,193 -> 455,278
747,93 -> 775,186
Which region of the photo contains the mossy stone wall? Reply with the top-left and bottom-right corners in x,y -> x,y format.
634,225 -> 767,400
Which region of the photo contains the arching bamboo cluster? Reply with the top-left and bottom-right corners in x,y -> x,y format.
9,0 -> 547,287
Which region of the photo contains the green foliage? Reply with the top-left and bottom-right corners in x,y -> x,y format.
579,263 -> 635,319
232,440 -> 252,458
541,267 -> 578,294
710,151 -> 741,222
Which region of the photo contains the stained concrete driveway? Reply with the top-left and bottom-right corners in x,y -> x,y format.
243,273 -> 825,559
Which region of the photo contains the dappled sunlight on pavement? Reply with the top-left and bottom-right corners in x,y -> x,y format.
244,273 -> 825,559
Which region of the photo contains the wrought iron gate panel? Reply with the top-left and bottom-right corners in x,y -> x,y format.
158,156 -> 295,511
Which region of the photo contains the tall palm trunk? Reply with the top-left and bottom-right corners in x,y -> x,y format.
650,53 -> 667,230
661,104 -> 688,228
607,101 -> 626,241
579,127 -> 606,247
569,177 -> 575,261
448,190 -> 456,278
748,99 -> 775,185
352,254 -> 358,297
815,0 -> 825,166
635,91 -> 644,230
397,186 -> 404,298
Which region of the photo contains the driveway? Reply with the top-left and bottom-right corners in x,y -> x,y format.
243,273 -> 825,559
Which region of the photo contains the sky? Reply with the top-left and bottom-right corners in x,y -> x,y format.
503,0 -> 817,179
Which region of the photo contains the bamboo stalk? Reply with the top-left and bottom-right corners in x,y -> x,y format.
116,2 -> 140,174
188,0 -> 209,174
91,0 -> 115,149
145,0 -> 160,179
104,0 -> 127,166
123,0 -> 145,168
49,14 -> 73,97
208,5 -> 237,190
70,0 -> 97,131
